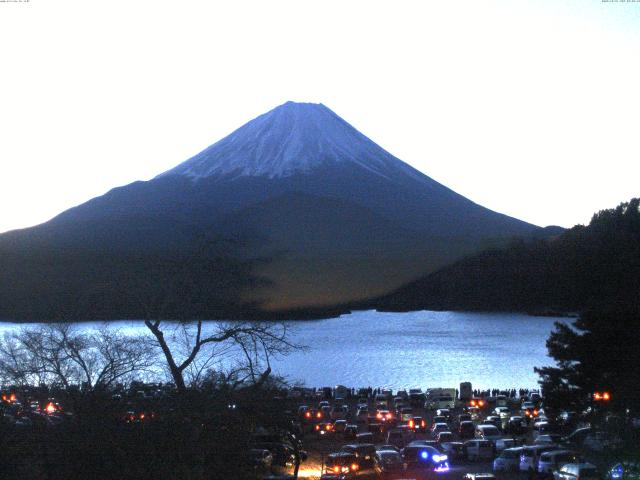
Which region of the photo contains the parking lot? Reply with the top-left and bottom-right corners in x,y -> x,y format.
258,386 -> 631,480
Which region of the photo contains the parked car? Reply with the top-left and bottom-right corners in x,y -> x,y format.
561,427 -> 593,447
522,402 -> 539,421
374,449 -> 405,478
432,415 -> 448,425
493,447 -> 524,472
409,416 -> 427,432
402,445 -> 449,474
386,426 -> 414,448
485,416 -> 503,430
399,407 -> 413,423
538,450 -> 579,476
557,411 -> 578,427
409,390 -> 425,407
248,449 -> 273,470
440,442 -> 465,462
377,444 -> 400,452
253,442 -> 296,467
323,452 -> 359,479
315,422 -> 334,435
431,422 -> 450,437
533,420 -> 560,439
436,408 -> 452,420
459,420 -> 476,439
506,416 -> 526,435
495,438 -> 518,452
344,424 -> 358,440
495,406 -> 510,418
436,431 -> 454,445
520,445 -> 559,472
553,463 -> 599,480
356,407 -> 368,423
368,423 -> 385,442
331,405 -> 349,421
475,424 -> 502,442
340,443 -> 376,469
356,432 -> 374,444
333,419 -> 347,433
458,413 -> 472,424
464,439 -> 494,461
535,434 -> 564,445
376,410 -> 395,423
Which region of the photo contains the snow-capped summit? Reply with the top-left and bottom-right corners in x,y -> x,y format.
158,101 -> 415,180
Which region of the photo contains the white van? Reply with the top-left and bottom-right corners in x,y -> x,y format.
520,445 -> 558,472
464,439 -> 494,461
425,388 -> 456,409
538,450 -> 579,474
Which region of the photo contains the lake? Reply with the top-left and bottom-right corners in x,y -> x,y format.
0,310 -> 567,391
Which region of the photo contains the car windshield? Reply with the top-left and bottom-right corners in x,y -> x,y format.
380,451 -> 402,462
482,426 -> 500,434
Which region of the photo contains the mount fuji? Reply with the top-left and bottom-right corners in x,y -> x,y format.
0,102 -> 543,319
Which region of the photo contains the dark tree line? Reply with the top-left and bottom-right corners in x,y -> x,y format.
0,234 -> 269,321
376,198 -> 640,313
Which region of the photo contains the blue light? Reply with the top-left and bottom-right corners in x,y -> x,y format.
421,451 -> 429,460
611,465 -> 624,479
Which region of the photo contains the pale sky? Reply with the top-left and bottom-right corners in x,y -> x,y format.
1,0 -> 639,234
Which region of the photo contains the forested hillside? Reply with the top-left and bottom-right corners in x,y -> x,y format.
375,198 -> 640,313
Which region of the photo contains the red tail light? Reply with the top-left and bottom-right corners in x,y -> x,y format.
351,463 -> 358,471
409,419 -> 415,428
315,425 -> 320,431
333,466 -> 340,473
45,402 -> 56,414
316,412 -> 322,419
305,412 -> 311,418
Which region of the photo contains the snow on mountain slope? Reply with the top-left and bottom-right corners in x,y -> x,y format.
157,101 -> 423,181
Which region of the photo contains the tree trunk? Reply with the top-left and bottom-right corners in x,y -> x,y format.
144,320 -> 187,393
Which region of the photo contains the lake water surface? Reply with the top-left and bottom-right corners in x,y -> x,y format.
0,310 -> 567,391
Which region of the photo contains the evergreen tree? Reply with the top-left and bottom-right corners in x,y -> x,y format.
535,305 -> 640,415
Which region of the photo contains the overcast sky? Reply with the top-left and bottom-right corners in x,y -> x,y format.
1,0 -> 639,233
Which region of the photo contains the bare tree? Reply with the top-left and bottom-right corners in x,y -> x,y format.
0,324 -> 155,389
144,319 -> 299,393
